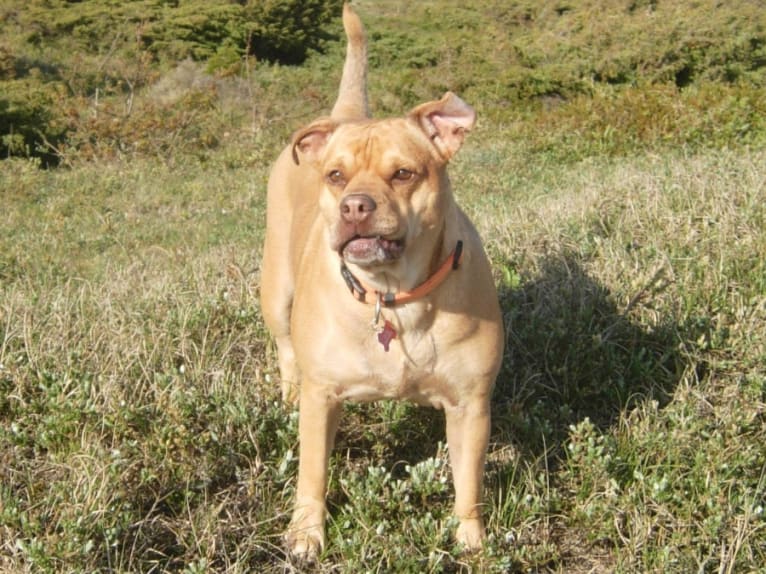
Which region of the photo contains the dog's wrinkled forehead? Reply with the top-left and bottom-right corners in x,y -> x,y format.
322,119 -> 433,172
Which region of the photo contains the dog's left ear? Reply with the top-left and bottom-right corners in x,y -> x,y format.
409,92 -> 476,161
291,118 -> 338,165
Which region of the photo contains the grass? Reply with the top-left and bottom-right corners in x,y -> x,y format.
3,146 -> 765,571
2,0 -> 766,572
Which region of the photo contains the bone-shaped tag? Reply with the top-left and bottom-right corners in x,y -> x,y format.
377,320 -> 397,352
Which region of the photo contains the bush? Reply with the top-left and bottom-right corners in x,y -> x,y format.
243,0 -> 343,64
58,86 -> 224,164
14,0 -> 342,67
0,78 -> 68,166
141,2 -> 246,63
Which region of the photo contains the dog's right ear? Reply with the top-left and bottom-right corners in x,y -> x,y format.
291,118 -> 338,165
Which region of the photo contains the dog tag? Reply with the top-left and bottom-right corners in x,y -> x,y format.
377,320 -> 397,352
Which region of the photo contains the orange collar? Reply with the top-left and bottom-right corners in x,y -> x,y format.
340,240 -> 463,306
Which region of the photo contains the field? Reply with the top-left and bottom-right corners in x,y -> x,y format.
2,1 -> 765,572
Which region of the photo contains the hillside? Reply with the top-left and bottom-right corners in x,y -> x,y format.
1,0 -> 765,165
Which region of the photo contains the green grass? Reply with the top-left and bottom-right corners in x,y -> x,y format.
2,0 -> 766,572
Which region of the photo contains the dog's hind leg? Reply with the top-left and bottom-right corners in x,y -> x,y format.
260,229 -> 300,404
260,154 -> 302,404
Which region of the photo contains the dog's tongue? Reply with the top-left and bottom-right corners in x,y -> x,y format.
342,237 -> 403,264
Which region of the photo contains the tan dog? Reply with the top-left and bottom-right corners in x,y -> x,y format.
260,3 -> 503,559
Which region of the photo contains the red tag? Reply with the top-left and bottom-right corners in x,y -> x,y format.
377,320 -> 397,352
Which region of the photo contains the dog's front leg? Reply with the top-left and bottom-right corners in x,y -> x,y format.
445,395 -> 491,550
286,382 -> 341,559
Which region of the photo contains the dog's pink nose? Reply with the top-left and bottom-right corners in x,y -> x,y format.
340,194 -> 377,224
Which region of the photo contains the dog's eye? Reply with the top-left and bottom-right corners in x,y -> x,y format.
327,169 -> 345,185
392,168 -> 414,182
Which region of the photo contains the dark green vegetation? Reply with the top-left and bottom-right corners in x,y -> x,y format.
0,0 -> 343,164
1,1 -> 765,572
2,0 -> 765,166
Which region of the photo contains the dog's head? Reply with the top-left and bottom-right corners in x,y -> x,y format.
292,92 -> 475,269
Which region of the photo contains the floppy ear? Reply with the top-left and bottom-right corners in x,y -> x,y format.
409,92 -> 476,161
291,118 -> 338,165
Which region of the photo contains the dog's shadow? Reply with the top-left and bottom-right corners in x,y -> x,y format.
490,252 -> 686,460
336,251 -> 688,474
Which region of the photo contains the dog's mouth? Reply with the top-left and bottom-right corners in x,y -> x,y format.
340,235 -> 405,266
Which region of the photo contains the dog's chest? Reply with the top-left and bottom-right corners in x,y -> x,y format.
322,312 -> 451,407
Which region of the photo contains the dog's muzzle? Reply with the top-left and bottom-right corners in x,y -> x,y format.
336,193 -> 404,265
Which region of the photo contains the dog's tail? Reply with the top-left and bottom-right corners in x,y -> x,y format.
331,3 -> 369,121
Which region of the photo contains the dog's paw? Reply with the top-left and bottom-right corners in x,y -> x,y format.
285,525 -> 324,562
456,518 -> 486,552
285,505 -> 325,561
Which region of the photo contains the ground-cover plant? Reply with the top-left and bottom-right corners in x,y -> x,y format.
2,141 -> 765,571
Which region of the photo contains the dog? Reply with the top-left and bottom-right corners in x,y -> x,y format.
260,3 -> 503,559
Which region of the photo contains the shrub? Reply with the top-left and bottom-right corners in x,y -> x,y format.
58,87 -> 224,164
243,0 -> 343,64
0,77 -> 68,166
140,2 -> 246,63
